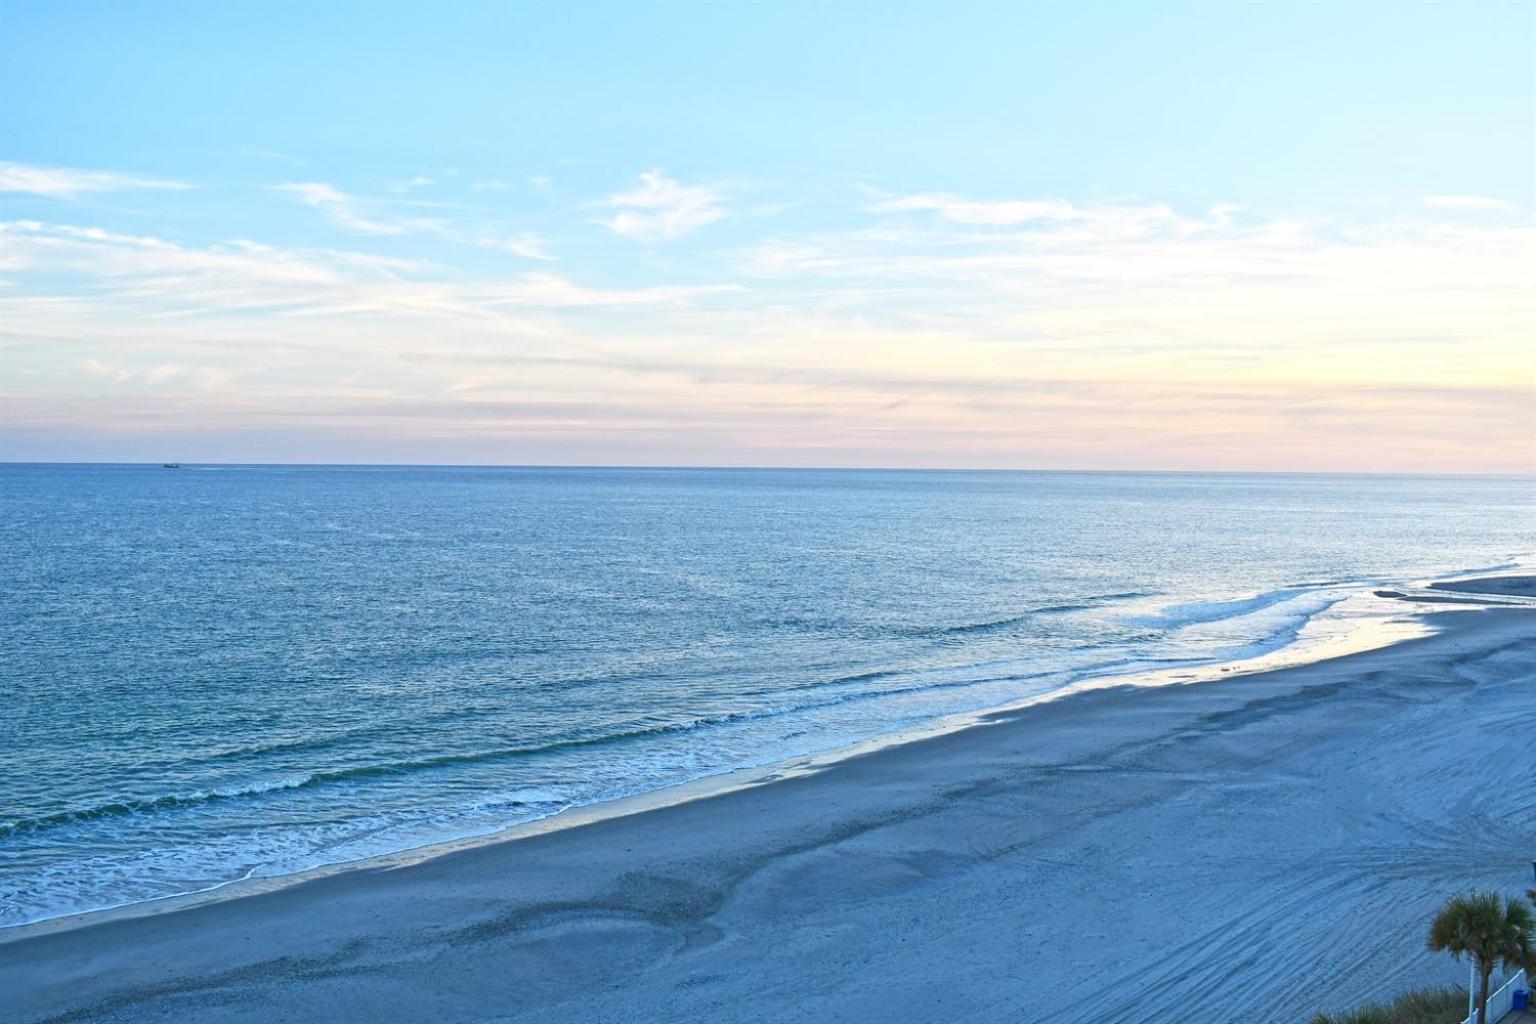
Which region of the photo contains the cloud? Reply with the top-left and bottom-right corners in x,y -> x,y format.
239,148 -> 305,166
272,181 -> 555,259
0,221 -> 727,324
478,271 -> 739,308
0,162 -> 190,200
1422,195 -> 1519,212
81,357 -> 133,382
4,184 -> 1533,472
272,182 -> 442,235
863,191 -> 1192,243
598,171 -> 728,242
476,232 -> 555,261
867,192 -> 1081,225
387,175 -> 435,193
736,195 -> 1534,405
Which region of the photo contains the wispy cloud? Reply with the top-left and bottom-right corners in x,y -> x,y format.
3,184 -> 1532,471
474,232 -> 555,261
1422,195 -> 1519,213
387,175 -> 436,193
867,192 -> 1081,225
81,357 -> 134,383
863,191 -> 1193,242
272,181 -> 554,259
470,176 -> 550,192
0,221 -> 725,322
272,182 -> 443,236
478,271 -> 739,309
0,162 -> 190,200
598,171 -> 728,242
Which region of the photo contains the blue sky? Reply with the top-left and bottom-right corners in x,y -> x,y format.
1,1 -> 1532,470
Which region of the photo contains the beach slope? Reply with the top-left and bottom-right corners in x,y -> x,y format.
4,593 -> 1534,1024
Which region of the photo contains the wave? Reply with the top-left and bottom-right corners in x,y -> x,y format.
0,590 -> 1368,926
1202,593 -> 1346,662
922,591 -> 1155,638
3,650 -> 1151,843
1434,561 -> 1521,580
0,727 -> 686,840
1121,587 -> 1311,629
931,613 -> 1040,637
4,696 -> 911,841
819,668 -> 900,687
0,777 -> 316,840
1,582 -> 1360,846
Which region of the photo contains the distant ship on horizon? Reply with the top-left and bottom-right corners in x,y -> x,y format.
162,463 -> 181,469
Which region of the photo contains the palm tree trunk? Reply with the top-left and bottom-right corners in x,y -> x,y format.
1476,965 -> 1492,1024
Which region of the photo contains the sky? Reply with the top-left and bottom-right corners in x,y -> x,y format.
1,1 -> 1532,472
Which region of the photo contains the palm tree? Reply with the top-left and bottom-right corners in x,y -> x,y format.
1427,890 -> 1535,1024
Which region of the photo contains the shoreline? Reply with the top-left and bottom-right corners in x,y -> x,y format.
1,576 -> 1450,941
4,578 -> 1533,1022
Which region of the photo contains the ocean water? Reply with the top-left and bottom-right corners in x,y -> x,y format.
1,465 -> 1531,927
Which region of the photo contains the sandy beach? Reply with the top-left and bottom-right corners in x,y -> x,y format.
4,581 -> 1533,1024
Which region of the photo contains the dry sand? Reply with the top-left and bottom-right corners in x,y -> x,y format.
3,580 -> 1533,1024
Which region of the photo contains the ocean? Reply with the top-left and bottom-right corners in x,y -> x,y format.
1,464 -> 1531,928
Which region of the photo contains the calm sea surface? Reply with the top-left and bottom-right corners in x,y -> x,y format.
2,465 -> 1532,926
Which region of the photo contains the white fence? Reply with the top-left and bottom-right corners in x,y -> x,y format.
1459,968 -> 1528,1024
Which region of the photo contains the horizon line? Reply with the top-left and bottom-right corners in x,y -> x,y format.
3,459 -> 1533,480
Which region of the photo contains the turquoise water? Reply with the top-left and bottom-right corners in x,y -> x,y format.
1,465 -> 1531,926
